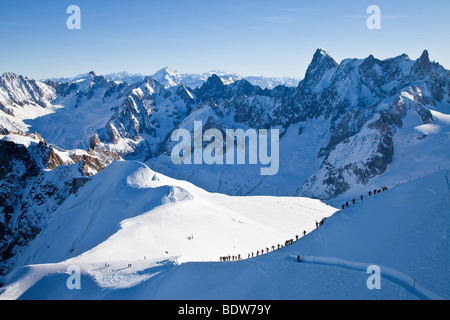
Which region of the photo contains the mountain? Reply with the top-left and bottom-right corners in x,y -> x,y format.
103,71 -> 146,85
48,68 -> 300,90
2,49 -> 449,201
1,167 -> 448,299
0,49 -> 449,280
148,49 -> 450,199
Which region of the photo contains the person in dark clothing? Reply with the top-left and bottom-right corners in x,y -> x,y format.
360,195 -> 364,201
303,230 -> 306,236
342,204 -> 345,210
369,191 -> 372,196
297,255 -> 301,262
345,202 -> 349,207
352,199 -> 355,204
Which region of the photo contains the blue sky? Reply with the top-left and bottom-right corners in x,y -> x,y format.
1,0 -> 449,79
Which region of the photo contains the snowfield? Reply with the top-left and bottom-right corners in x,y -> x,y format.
0,164 -> 448,300
0,160 -> 337,299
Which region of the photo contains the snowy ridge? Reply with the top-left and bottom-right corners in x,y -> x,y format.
3,160 -> 336,271
0,169 -> 449,299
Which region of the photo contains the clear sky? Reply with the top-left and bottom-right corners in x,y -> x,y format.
1,0 -> 449,79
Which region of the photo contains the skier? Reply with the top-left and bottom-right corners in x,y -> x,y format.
297,255 -> 301,262
345,202 -> 349,207
352,199 -> 355,204
342,204 -> 345,210
303,230 -> 306,236
360,195 -> 364,201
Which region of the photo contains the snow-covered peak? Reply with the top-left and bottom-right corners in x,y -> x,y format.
150,67 -> 183,89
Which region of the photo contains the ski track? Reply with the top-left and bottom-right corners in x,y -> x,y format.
287,254 -> 444,300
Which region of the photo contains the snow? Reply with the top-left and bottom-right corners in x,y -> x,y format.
1,49 -> 449,300
0,134 -> 40,148
0,160 -> 337,299
26,95 -> 116,150
1,168 -> 448,300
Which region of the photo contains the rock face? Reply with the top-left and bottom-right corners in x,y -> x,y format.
0,134 -> 71,274
0,132 -> 120,275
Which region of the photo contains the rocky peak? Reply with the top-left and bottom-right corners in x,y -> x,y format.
298,48 -> 339,92
411,50 -> 431,81
204,74 -> 225,87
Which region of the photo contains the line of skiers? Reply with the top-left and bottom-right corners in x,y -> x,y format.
341,186 -> 388,210
219,229 -> 312,262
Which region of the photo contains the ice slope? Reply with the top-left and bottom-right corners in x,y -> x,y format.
1,166 -> 448,300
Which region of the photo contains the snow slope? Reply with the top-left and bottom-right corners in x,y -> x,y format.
0,166 -> 448,300
0,160 -> 336,299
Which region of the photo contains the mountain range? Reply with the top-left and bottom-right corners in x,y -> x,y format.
0,48 -> 449,287
49,68 -> 301,90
